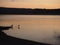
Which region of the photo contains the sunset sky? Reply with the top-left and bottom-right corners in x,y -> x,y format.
0,0 -> 60,9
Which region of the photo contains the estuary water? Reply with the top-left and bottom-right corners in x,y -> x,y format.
0,15 -> 60,45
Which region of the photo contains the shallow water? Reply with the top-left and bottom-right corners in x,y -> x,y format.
0,15 -> 60,45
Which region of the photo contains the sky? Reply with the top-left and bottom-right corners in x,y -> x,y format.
0,0 -> 60,9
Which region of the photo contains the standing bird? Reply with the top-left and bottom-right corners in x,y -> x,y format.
18,25 -> 20,29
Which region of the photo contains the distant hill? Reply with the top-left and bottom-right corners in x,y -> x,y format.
0,7 -> 60,15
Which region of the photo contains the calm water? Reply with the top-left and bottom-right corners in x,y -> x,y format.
0,15 -> 60,45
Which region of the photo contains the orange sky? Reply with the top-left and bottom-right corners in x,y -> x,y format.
0,0 -> 60,9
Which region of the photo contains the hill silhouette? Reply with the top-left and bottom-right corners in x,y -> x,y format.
0,7 -> 60,15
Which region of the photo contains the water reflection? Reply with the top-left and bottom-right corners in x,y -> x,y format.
0,15 -> 60,45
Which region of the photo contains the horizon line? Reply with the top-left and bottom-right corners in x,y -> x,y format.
0,7 -> 60,9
